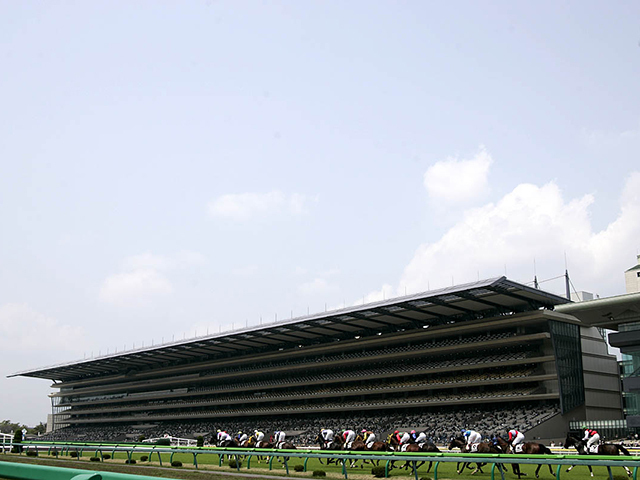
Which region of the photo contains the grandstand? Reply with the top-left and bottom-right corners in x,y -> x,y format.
10,276 -> 623,443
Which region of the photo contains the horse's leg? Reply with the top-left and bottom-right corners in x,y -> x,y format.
426,461 -> 433,473
548,463 -> 555,476
588,464 -> 593,477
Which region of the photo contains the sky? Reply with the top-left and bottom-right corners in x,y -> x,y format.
1,0 -> 639,426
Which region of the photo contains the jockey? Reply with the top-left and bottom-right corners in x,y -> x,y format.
343,429 -> 356,445
399,431 -> 411,445
409,430 -> 418,442
254,430 -> 265,446
217,431 -> 232,445
393,430 -> 401,443
582,425 -> 600,449
462,429 -> 482,448
362,429 -> 376,446
237,431 -> 248,444
274,430 -> 286,444
216,429 -> 224,443
414,431 -> 427,444
321,428 -> 334,447
508,428 -> 525,450
217,430 -> 229,445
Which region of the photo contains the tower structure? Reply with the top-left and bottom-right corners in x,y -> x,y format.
625,254 -> 640,294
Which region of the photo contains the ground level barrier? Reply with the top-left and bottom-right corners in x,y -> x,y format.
3,442 -> 640,480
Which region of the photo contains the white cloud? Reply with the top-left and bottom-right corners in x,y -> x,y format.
208,190 -> 317,220
99,269 -> 173,306
357,284 -> 395,305
296,267 -> 341,295
99,251 -> 204,306
298,277 -> 336,295
0,303 -> 86,353
581,123 -> 640,148
424,146 -> 493,204
121,251 -> 205,271
364,171 -> 640,301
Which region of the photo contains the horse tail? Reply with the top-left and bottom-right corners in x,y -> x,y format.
619,444 -> 631,456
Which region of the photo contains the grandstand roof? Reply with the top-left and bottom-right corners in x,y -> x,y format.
9,276 -> 569,381
555,291 -> 640,330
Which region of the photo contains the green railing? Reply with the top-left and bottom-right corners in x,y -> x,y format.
4,442 -> 640,480
0,460 -> 177,480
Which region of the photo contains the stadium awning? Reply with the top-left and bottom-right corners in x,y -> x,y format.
9,276 -> 570,381
555,291 -> 640,330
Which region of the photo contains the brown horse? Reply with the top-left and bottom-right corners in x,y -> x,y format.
564,434 -> 631,477
331,432 -> 371,468
315,432 -> 344,465
448,436 -> 503,475
493,435 -> 555,479
387,434 -> 439,473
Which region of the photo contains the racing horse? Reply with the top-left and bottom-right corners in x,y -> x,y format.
244,435 -> 274,463
387,434 -> 440,474
493,435 -> 555,478
332,432 -> 370,468
448,435 -> 504,475
315,432 -> 344,465
564,433 -> 631,477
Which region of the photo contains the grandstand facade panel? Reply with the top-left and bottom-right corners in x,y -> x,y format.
11,277 -> 623,442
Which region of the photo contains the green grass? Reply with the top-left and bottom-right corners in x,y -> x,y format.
1,451 -> 636,480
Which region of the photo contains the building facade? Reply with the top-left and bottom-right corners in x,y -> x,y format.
12,277 -> 626,442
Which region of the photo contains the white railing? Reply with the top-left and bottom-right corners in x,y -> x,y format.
141,435 -> 197,446
1,433 -> 13,452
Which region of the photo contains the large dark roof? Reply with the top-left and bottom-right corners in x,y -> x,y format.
9,276 -> 569,382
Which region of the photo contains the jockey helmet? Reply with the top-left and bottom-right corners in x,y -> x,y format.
394,430 -> 399,434
461,429 -> 466,433
238,431 -> 242,434
411,430 -> 416,434
581,425 -> 587,429
362,429 -> 367,433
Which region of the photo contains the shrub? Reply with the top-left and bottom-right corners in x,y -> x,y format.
155,438 -> 171,446
70,451 -> 78,458
196,435 -> 204,447
12,429 -> 23,453
228,459 -> 241,469
371,466 -> 386,478
294,464 -> 305,472
102,454 -> 111,460
26,450 -> 38,457
171,460 -> 183,467
125,459 -> 136,464
90,457 -> 100,462
312,470 -> 327,477
140,455 -> 148,462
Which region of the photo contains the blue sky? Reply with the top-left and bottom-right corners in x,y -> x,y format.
1,1 -> 639,426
